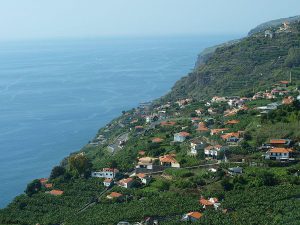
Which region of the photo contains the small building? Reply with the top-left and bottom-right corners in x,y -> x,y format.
210,128 -> 228,136
228,167 -> 243,175
49,190 -> 64,196
269,139 -> 291,148
91,168 -> 119,179
103,178 -> 114,187
181,211 -> 203,222
45,183 -> 53,189
196,122 -> 209,132
107,192 -> 123,200
136,173 -> 152,185
204,145 -> 224,159
152,137 -> 164,143
199,197 -> 220,210
159,154 -> 180,168
118,178 -> 134,189
190,140 -> 204,156
174,132 -> 190,142
264,30 -> 274,38
221,132 -> 241,144
265,148 -> 294,161
282,96 -> 294,105
135,126 -> 144,132
225,120 -> 240,125
160,121 -> 176,127
136,157 -> 157,170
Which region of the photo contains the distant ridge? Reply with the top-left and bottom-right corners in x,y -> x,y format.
248,15 -> 300,36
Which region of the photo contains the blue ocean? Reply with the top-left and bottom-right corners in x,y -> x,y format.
0,35 -> 237,207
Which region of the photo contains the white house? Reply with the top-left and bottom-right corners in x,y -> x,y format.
190,140 -> 204,156
91,168 -> 119,179
174,132 -> 190,142
118,177 -> 134,189
265,148 -> 293,161
204,145 -> 224,159
136,173 -> 152,185
136,157 -> 157,170
103,178 -> 114,187
159,154 -> 180,168
199,197 -> 220,210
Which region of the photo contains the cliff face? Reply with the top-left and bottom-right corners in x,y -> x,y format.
164,20 -> 300,101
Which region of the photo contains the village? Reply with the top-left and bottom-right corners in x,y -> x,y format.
35,77 -> 300,225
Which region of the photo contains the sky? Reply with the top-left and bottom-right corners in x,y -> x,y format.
0,0 -> 300,40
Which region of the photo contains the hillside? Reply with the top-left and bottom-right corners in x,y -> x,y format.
1,18 -> 300,225
165,20 -> 300,101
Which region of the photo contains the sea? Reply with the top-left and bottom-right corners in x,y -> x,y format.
0,35 -> 239,207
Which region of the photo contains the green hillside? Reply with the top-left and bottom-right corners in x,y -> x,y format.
165,21 -> 300,101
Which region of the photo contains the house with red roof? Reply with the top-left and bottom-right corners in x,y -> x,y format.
159,154 -> 180,168
199,197 -> 220,210
174,132 -> 190,142
265,148 -> 294,161
181,211 -> 203,222
49,190 -> 64,196
269,139 -> 291,148
136,173 -> 152,185
107,192 -> 123,200
204,145 -> 225,159
118,177 -> 134,189
152,137 -> 164,143
196,122 -> 209,132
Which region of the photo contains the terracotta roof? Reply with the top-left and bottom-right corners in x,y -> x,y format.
197,122 -> 209,131
135,126 -> 143,129
107,192 -> 123,198
119,178 -> 133,184
103,168 -> 119,172
187,211 -> 203,219
225,120 -> 240,125
279,80 -> 289,84
45,183 -> 53,188
160,121 -> 176,126
49,190 -> 64,196
221,132 -> 239,140
39,178 -> 48,184
159,154 -> 177,163
177,132 -> 190,137
270,139 -> 287,144
199,198 -> 214,206
138,157 -> 156,163
210,128 -> 228,135
136,173 -> 147,178
269,148 -> 293,153
152,138 -> 164,143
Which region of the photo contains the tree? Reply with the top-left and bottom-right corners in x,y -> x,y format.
50,166 -> 66,180
68,154 -> 92,177
285,48 -> 300,67
25,179 -> 41,197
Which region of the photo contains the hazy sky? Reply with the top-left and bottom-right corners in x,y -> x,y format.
0,0 -> 300,40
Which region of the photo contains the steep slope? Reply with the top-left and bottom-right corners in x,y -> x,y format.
165,21 -> 300,101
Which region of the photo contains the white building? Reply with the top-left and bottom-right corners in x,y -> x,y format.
265,148 -> 293,160
136,173 -> 152,185
91,168 -> 119,179
190,140 -> 204,156
174,132 -> 190,142
204,145 -> 224,159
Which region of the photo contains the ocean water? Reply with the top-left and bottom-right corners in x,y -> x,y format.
0,35 -> 238,207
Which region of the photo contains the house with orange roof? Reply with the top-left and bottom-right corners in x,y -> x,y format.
39,178 -> 48,185
103,178 -> 114,187
196,122 -> 209,132
45,183 -> 53,189
107,192 -> 123,200
269,139 -> 291,148
136,173 -> 152,184
91,168 -> 119,179
49,190 -> 64,196
265,148 -> 294,161
225,120 -> 240,125
282,96 -> 294,105
136,157 -> 157,170
152,137 -> 164,143
174,132 -> 190,142
159,154 -> 180,168
210,128 -> 228,136
118,177 -> 134,188
221,132 -> 241,144
160,121 -> 176,126
199,197 -> 220,210
181,211 -> 203,222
